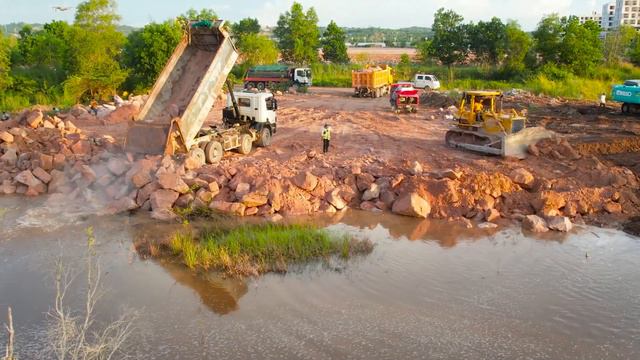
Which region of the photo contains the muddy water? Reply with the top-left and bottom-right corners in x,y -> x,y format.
1,197 -> 639,359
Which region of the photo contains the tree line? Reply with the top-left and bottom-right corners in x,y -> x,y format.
3,1 -> 640,110
0,1 -> 348,110
424,8 -> 640,81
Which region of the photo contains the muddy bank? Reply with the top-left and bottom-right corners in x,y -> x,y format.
1,89 -> 639,233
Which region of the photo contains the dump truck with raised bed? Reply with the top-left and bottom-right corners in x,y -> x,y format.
124,20 -> 277,164
445,91 -> 554,158
352,65 -> 393,98
611,80 -> 640,114
244,65 -> 312,90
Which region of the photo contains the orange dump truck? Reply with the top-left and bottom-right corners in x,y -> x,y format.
352,65 -> 394,98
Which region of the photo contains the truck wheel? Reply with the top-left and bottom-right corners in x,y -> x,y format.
247,82 -> 256,89
188,147 -> 206,167
622,103 -> 630,114
257,82 -> 265,90
257,127 -> 271,147
204,141 -> 223,164
238,133 -> 252,155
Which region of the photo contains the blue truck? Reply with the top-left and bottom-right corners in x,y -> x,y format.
611,80 -> 640,113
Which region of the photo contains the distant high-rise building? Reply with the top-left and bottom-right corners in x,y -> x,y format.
578,11 -> 603,25
614,0 -> 640,28
601,2 -> 617,29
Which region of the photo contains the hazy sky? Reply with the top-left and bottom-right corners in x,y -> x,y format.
0,0 -> 603,30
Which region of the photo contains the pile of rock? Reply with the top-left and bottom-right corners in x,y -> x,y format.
528,138 -> 581,160
0,109 -> 117,196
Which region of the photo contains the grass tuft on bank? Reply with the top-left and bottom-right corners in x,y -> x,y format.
167,223 -> 373,276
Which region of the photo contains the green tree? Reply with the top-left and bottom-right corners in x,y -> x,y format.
533,14 -> 563,64
603,25 -> 636,65
430,8 -> 468,81
74,0 -> 121,28
178,8 -> 218,22
629,34 -> 640,66
559,18 -> 602,75
232,18 -> 261,38
65,0 -> 127,101
123,21 -> 183,91
502,21 -> 532,73
238,33 -> 279,68
321,20 -> 349,63
0,30 -> 13,91
416,39 -> 432,64
468,17 -> 506,66
274,2 -> 320,64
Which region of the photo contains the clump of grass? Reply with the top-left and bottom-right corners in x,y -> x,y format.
166,224 -> 373,276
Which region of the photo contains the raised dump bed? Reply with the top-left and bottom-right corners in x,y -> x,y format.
125,20 -> 238,155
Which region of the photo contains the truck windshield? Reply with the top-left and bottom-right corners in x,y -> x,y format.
296,70 -> 305,77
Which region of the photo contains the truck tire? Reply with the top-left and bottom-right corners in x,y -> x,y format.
189,147 -> 206,167
256,127 -> 271,147
247,82 -> 256,89
204,141 -> 223,164
238,133 -> 252,155
257,82 -> 265,90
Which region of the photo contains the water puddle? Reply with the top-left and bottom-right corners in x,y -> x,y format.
1,197 -> 639,359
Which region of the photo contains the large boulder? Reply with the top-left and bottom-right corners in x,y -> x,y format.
522,215 -> 549,233
1,149 -> 18,167
362,183 -> 381,201
14,170 -> 43,188
241,192 -> 269,208
157,173 -> 189,194
409,161 -> 423,176
293,171 -> 318,192
25,110 -> 43,128
392,193 -> 431,218
0,180 -> 16,195
71,140 -> 91,156
107,157 -> 129,176
150,189 -> 179,210
32,167 -> 52,184
532,191 -> 566,217
0,131 -> 14,143
510,168 -> 535,189
325,188 -> 347,210
547,216 -> 573,232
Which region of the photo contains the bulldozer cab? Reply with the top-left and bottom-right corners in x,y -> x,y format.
457,91 -> 502,126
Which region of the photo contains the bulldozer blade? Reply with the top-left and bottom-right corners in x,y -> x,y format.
503,127 -> 556,159
124,122 -> 174,155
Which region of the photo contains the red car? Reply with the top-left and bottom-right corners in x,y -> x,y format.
390,83 -> 420,113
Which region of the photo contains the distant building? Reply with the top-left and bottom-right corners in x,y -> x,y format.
602,1 -> 617,29
578,11 -> 603,25
614,0 -> 640,28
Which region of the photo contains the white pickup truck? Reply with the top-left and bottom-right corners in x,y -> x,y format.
412,74 -> 441,90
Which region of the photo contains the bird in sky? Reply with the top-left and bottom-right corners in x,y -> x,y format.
52,6 -> 73,12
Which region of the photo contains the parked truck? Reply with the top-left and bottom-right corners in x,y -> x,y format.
352,65 -> 394,98
244,65 -> 312,90
125,20 -> 277,164
611,80 -> 640,114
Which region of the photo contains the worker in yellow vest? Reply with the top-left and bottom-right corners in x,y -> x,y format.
322,124 -> 331,153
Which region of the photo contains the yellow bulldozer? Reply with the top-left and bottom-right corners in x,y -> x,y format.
445,91 -> 553,158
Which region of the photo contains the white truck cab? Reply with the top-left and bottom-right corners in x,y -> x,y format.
412,74 -> 440,90
293,68 -> 312,86
226,91 -> 278,127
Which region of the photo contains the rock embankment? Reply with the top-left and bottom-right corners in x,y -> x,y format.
1,106 -> 639,233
